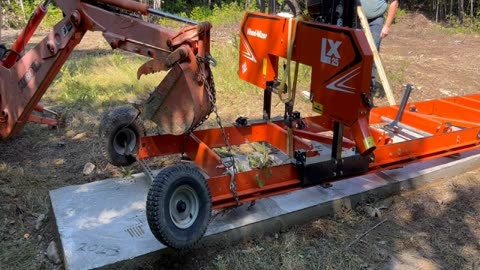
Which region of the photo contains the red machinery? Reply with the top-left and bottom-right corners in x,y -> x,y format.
0,0 -> 213,140
2,0 -> 480,251
138,12 -> 480,250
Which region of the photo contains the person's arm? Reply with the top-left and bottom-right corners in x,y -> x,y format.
381,0 -> 398,39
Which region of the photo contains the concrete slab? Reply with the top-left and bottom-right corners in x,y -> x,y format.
50,149 -> 480,270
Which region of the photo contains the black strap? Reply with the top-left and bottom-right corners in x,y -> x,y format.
367,16 -> 383,23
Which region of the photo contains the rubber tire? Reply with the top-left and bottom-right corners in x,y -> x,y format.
99,106 -> 145,167
146,163 -> 212,250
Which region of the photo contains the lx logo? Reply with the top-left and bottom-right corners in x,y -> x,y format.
320,38 -> 342,67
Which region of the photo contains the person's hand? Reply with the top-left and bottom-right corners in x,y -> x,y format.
381,25 -> 390,39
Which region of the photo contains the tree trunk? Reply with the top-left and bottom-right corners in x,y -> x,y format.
471,0 -> 474,17
459,0 -> 464,24
443,0 -> 447,21
450,0 -> 453,18
17,0 -> 26,20
436,0 -> 439,22
153,0 -> 161,10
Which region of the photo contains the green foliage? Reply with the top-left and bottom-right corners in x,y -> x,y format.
442,12 -> 480,34
395,7 -> 407,20
46,52 -> 162,108
162,0 -> 193,14
190,6 -> 213,22
41,6 -> 64,29
250,142 -> 273,189
189,2 -> 247,25
2,1 -> 33,29
2,1 -> 63,30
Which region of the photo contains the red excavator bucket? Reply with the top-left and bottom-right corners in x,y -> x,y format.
141,61 -> 212,135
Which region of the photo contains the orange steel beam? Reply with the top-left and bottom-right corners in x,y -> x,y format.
370,127 -> 480,167
370,107 -> 451,135
208,165 -> 300,209
138,93 -> 480,209
425,115 -> 480,129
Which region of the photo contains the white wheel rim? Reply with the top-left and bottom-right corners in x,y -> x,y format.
169,185 -> 199,229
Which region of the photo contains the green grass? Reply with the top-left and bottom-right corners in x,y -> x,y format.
395,8 -> 408,20
387,59 -> 410,86
44,36 -> 314,123
436,13 -> 480,34
189,2 -> 254,25
0,239 -> 36,270
45,52 -> 164,109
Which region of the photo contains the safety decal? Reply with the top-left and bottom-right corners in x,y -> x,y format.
326,67 -> 360,94
241,36 -> 257,63
313,102 -> 323,115
363,136 -> 376,150
320,38 -> 342,67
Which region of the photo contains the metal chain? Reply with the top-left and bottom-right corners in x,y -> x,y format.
188,57 -> 216,132
196,55 -> 240,206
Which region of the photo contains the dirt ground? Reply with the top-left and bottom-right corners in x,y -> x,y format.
1,13 -> 480,269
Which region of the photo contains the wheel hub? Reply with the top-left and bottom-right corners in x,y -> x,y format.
169,185 -> 199,229
176,200 -> 187,212
113,127 -> 137,156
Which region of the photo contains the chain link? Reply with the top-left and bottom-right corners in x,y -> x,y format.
194,55 -> 240,205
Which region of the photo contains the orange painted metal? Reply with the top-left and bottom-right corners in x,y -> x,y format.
93,0 -> 150,15
238,12 -> 375,155
207,165 -> 300,209
1,0 -> 212,140
138,92 -> 480,209
135,12 -> 480,210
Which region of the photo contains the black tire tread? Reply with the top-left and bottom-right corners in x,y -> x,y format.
99,106 -> 145,166
146,163 -> 212,250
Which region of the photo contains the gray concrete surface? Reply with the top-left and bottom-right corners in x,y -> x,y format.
50,149 -> 480,270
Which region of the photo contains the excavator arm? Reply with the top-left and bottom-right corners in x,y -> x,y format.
0,0 -> 213,139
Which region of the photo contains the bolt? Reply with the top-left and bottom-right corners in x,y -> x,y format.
0,111 -> 7,123
477,132 -> 480,140
70,10 -> 81,26
46,42 -> 55,54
